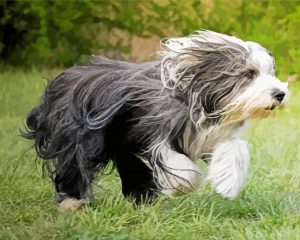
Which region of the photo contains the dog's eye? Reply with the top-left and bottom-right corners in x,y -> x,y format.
246,70 -> 256,79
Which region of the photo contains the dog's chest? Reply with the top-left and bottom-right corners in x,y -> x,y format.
181,121 -> 245,161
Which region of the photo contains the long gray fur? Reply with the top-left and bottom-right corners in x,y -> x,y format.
22,31 -> 257,202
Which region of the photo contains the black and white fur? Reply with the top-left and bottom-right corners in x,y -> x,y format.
22,30 -> 289,210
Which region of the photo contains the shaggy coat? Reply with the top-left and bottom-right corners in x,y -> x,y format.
22,30 -> 289,209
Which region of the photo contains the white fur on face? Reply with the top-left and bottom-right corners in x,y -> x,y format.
246,42 -> 275,75
208,139 -> 249,199
226,43 -> 290,121
160,30 -> 290,122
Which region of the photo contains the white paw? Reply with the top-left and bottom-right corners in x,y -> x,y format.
208,139 -> 249,199
58,198 -> 84,211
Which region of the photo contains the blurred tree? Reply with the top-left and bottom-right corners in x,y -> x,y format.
0,0 -> 170,66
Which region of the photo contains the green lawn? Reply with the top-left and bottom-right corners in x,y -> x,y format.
1,69 -> 300,240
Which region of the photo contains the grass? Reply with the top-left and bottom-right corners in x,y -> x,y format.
1,68 -> 300,240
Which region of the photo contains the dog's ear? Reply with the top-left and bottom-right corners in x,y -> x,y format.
158,30 -> 249,90
158,37 -> 198,90
159,30 -> 254,128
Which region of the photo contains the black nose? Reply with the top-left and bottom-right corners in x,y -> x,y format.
272,90 -> 285,102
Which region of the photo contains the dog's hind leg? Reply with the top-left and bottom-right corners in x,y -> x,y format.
54,130 -> 109,211
207,139 -> 249,199
55,153 -> 109,211
114,151 -> 159,204
54,154 -> 95,211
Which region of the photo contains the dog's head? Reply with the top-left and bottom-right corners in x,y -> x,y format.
159,30 -> 289,127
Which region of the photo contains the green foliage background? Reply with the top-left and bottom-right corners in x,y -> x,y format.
1,0 -> 300,78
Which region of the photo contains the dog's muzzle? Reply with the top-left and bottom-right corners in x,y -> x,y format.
267,88 -> 288,110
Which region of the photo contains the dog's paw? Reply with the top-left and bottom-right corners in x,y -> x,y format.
208,139 -> 249,200
58,198 -> 84,211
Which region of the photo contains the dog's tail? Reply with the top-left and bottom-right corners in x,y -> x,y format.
21,83 -> 53,159
21,105 -> 40,140
20,65 -> 127,198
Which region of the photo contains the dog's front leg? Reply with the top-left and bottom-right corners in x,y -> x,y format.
207,139 -> 249,199
155,144 -> 204,196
